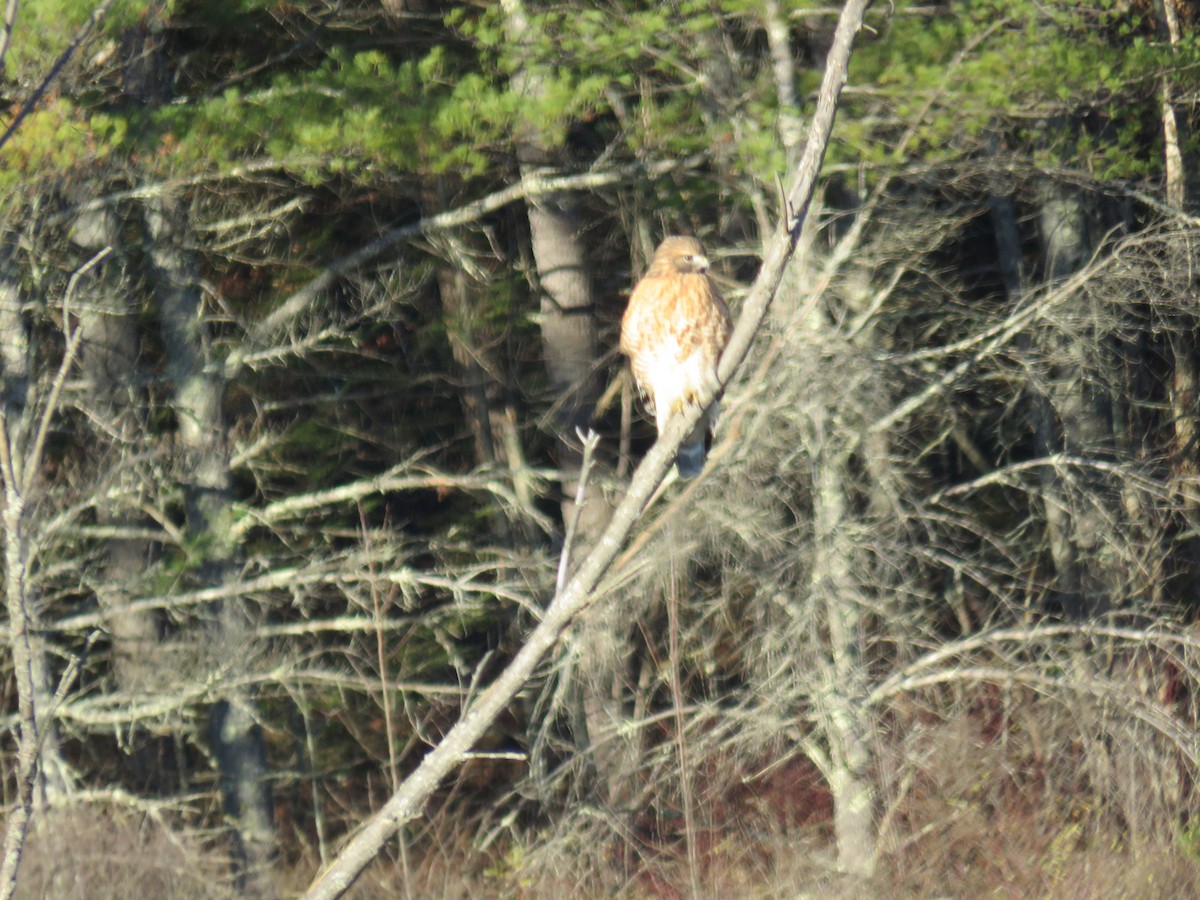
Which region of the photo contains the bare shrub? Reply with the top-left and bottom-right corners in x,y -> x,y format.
12,805 -> 235,900
883,668 -> 1200,898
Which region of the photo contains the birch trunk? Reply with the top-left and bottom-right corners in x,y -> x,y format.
0,252 -> 40,899
1153,0 -> 1200,559
0,249 -> 71,802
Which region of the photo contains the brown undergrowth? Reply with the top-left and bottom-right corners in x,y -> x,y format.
11,675 -> 1200,900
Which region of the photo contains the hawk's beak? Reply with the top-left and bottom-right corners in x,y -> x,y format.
695,256 -> 710,273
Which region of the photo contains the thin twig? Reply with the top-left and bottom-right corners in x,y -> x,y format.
22,248 -> 110,496
666,523 -> 702,899
555,428 -> 601,596
36,632 -> 99,756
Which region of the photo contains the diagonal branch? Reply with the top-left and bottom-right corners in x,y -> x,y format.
301,2 -> 872,896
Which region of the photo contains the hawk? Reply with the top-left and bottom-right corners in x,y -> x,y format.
620,236 -> 732,479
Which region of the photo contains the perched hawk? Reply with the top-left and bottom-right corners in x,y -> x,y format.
620,236 -> 732,479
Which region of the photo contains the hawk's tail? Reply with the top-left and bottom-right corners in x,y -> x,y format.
675,419 -> 708,480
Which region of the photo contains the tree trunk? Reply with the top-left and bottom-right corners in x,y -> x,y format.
426,228 -> 541,539
991,180 -> 1118,617
500,0 -> 608,543
439,260 -> 499,466
764,0 -> 803,164
1153,0 -> 1200,565
72,205 -> 160,691
500,0 -> 627,805
418,173 -> 504,472
811,432 -> 877,877
521,147 -> 631,806
0,254 -> 44,899
1036,180 -> 1117,616
0,248 -> 72,802
520,160 -> 607,544
145,198 -> 276,893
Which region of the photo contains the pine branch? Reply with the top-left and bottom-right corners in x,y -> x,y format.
0,0 -> 116,155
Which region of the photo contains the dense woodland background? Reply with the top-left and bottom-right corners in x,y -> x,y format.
4,0 -> 1200,896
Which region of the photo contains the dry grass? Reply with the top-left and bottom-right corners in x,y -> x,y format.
9,659 -> 1200,899
11,805 -> 236,900
424,686 -> 1200,899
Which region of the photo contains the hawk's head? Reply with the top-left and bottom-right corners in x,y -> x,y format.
654,235 -> 710,275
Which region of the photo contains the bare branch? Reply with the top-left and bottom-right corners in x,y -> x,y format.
869,664 -> 1200,765
52,553 -> 541,634
555,428 -> 601,596
46,157 -> 329,228
22,248 -> 110,496
867,249 -> 1111,440
868,620 -> 1200,709
229,463 -> 558,541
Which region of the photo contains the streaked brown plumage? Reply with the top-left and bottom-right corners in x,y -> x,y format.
619,236 -> 731,478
